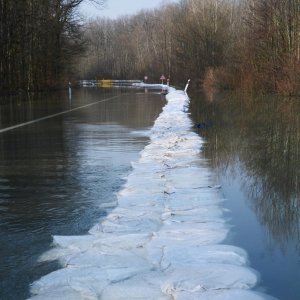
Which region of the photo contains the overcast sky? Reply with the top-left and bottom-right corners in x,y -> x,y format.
80,0 -> 177,19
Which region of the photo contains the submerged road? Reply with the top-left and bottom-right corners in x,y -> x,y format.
29,87 -> 276,300
0,95 -> 121,134
0,89 -> 166,299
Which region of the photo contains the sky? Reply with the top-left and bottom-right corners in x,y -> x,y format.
80,0 -> 177,19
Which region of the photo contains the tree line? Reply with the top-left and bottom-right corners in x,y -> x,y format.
1,0 -> 299,95
79,0 -> 300,95
0,0 -> 104,94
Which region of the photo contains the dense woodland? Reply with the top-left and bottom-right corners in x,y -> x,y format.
0,0 -> 104,94
80,0 -> 300,95
1,0 -> 300,95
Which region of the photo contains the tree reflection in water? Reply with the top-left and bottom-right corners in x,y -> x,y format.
190,91 -> 300,251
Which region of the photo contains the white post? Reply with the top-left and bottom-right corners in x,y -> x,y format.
184,79 -> 191,93
68,82 -> 72,102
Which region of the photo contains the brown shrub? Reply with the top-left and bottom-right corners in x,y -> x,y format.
276,55 -> 300,96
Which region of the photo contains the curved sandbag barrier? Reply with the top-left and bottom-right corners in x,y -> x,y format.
29,88 -> 276,300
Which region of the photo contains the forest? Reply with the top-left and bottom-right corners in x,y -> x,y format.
0,0 -> 104,94
1,0 -> 300,95
79,0 -> 300,95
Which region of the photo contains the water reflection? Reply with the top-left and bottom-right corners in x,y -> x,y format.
0,88 -> 165,299
190,92 -> 300,299
190,92 -> 300,250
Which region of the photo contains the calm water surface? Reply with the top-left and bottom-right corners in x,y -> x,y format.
0,88 -> 165,299
2,87 -> 299,300
190,91 -> 300,300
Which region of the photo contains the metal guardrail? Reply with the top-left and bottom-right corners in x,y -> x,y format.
79,80 -> 143,87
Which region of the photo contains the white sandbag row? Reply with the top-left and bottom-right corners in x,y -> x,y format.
29,87 -> 276,300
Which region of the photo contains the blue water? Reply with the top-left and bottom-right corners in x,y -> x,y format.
190,91 -> 300,300
221,172 -> 300,300
0,88 -> 165,299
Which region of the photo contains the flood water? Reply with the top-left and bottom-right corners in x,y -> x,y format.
1,87 -> 299,300
0,88 -> 165,299
190,91 -> 300,300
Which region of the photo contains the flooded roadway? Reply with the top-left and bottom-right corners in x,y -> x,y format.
0,88 -> 165,299
1,87 -> 299,299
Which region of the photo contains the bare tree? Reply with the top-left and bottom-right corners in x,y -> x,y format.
0,0 -> 106,94
76,0 -> 300,94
